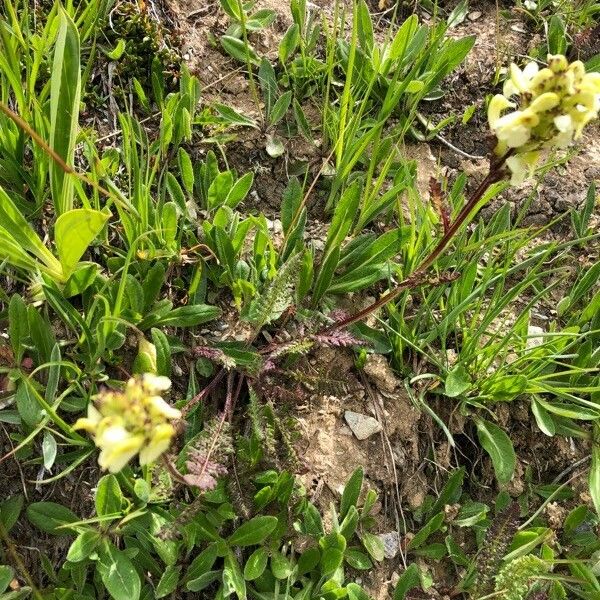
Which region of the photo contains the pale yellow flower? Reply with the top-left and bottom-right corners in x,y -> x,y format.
489,55 -> 600,184
74,375 -> 181,473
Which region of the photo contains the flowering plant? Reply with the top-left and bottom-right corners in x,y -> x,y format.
74,374 -> 181,473
488,54 -> 600,184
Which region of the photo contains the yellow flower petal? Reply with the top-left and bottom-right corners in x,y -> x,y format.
530,68 -> 554,93
99,435 -> 145,473
139,424 -> 175,465
73,417 -> 98,432
141,374 -> 172,393
148,395 -> 182,420
509,64 -> 528,92
529,92 -> 559,113
488,95 -> 514,128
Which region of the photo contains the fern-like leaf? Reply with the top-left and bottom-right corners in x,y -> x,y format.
246,251 -> 303,329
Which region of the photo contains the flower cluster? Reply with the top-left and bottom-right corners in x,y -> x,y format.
74,374 -> 181,473
488,54 -> 600,184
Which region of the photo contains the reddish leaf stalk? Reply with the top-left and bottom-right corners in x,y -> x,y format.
322,153 -> 511,333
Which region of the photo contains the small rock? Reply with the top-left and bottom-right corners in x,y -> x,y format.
526,325 -> 545,349
344,411 -> 382,440
378,531 -> 400,559
468,10 -> 482,20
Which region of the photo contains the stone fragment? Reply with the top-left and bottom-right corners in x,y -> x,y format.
378,531 -> 400,559
526,325 -> 545,349
344,411 -> 382,440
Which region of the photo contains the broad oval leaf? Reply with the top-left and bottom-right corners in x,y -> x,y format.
95,474 -> 123,519
227,515 -> 278,547
98,542 -> 141,600
67,531 -> 101,562
27,502 -> 78,535
243,547 -> 268,581
54,209 -> 110,278
475,418 -> 516,486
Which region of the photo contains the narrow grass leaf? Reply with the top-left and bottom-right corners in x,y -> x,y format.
50,8 -> 81,214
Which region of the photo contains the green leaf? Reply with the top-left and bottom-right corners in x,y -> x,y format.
475,418 -> 516,486
429,468 -> 464,516
26,502 -> 78,535
45,344 -> 61,405
447,0 -> 468,27
156,565 -> 181,598
293,99 -> 312,140
279,23 -> 299,64
302,502 -> 324,536
219,0 -> 241,20
547,15 -> 567,55
221,35 -> 260,66
67,531 -> 101,562
16,380 -> 43,428
0,187 -> 61,274
95,474 -> 123,519
107,39 -> 126,60
356,0 -> 373,52
271,550 -> 292,579
268,91 -> 292,127
215,104 -> 258,128
246,252 -> 303,328
361,531 -> 385,562
27,306 -> 57,364
54,209 -> 110,278
0,495 -> 24,533
178,148 -> 195,194
49,8 -> 81,215
246,8 -> 276,31
531,398 -> 556,436
42,430 -> 57,470
297,547 -> 320,575
151,328 -> 171,378
590,423 -> 600,517
281,177 -> 302,235
320,547 -> 344,576
0,566 -> 14,594
227,515 -> 278,547
243,547 -> 268,581
8,294 -> 28,363
166,172 -> 187,214
98,542 -> 141,600
340,467 -> 363,518
340,505 -> 359,540
408,513 -> 444,549
345,548 -> 372,570
444,365 -> 470,398
187,570 -> 221,592
223,552 -> 246,598
185,543 -> 219,583
394,564 -> 421,599
150,304 -> 221,328
226,172 -> 254,209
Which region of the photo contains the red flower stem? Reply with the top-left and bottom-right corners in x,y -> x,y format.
321,154 -> 510,333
